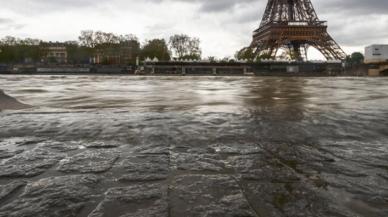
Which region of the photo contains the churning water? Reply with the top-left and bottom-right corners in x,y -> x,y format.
0,75 -> 388,217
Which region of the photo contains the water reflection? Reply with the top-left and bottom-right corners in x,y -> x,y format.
242,78 -> 309,121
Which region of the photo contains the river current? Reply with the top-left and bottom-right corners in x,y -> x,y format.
0,75 -> 388,217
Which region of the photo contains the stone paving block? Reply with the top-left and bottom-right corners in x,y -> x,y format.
37,141 -> 83,152
241,181 -> 333,217
117,154 -> 169,182
57,150 -> 119,174
170,174 -> 258,217
0,175 -> 99,217
0,181 -> 25,201
172,153 -> 226,172
88,183 -> 168,217
0,148 -> 64,178
0,149 -> 23,160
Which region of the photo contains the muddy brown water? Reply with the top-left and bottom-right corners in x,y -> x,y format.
0,75 -> 388,217
0,89 -> 31,111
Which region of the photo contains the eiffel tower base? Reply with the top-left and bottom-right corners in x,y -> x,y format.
251,0 -> 346,61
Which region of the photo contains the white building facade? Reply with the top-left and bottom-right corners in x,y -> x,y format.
365,45 -> 388,64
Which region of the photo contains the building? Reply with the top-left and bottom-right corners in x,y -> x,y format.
365,45 -> 388,64
364,45 -> 388,76
40,43 -> 68,64
93,41 -> 139,65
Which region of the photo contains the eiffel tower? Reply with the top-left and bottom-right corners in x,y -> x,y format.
251,0 -> 346,61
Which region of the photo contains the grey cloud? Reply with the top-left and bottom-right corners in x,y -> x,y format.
1,0 -> 387,55
162,0 -> 259,13
317,0 -> 388,15
0,18 -> 13,24
4,0 -> 388,15
0,18 -> 25,31
197,0 -> 257,13
164,0 -> 388,15
1,0 -> 99,14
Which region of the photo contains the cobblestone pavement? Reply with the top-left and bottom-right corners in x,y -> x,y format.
1,76 -> 388,217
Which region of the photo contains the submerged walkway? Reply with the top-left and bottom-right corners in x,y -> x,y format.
0,76 -> 388,217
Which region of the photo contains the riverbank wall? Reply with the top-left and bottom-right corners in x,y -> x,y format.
0,62 -> 379,76
142,61 -> 344,76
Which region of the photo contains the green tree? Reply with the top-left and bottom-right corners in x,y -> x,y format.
351,52 -> 364,64
141,39 -> 171,61
235,47 -> 255,61
345,52 -> 364,67
258,53 -> 272,60
0,36 -> 41,63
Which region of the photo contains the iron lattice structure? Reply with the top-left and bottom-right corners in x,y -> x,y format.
251,0 -> 346,61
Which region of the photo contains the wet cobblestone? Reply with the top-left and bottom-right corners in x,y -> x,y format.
1,76 -> 388,217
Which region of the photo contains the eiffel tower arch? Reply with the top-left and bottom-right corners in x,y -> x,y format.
251,0 -> 346,61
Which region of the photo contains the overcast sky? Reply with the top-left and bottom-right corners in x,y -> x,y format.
0,0 -> 387,59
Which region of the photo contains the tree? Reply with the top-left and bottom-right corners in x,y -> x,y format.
345,52 -> 364,67
119,34 -> 138,43
1,36 -> 17,46
101,32 -> 119,44
21,38 -> 40,46
169,34 -> 189,59
78,30 -> 95,47
64,41 -> 79,46
0,36 -> 41,63
141,39 -> 171,61
258,53 -> 272,60
77,30 -> 141,65
186,37 -> 201,60
169,34 -> 202,60
235,47 -> 255,61
351,52 -> 364,64
207,56 -> 217,62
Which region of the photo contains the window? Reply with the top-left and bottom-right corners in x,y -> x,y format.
373,47 -> 382,56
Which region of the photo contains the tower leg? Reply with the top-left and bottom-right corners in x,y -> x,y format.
290,42 -> 303,61
313,33 -> 346,60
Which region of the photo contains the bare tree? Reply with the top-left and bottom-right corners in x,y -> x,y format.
169,34 -> 190,59
1,36 -> 17,46
78,30 -> 95,47
187,37 -> 201,60
169,34 -> 201,60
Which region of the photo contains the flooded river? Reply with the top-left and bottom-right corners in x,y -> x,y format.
0,75 -> 388,217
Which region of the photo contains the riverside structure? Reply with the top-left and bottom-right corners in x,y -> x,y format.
0,60 -> 344,76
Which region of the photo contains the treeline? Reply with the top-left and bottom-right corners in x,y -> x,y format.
0,31 -> 202,64
0,37 -> 42,63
